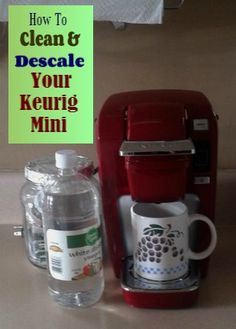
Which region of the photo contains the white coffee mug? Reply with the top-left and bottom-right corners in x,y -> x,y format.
131,202 -> 217,281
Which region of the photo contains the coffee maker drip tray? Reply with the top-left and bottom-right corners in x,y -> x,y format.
121,257 -> 200,308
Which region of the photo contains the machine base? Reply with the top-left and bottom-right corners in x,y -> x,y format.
121,257 -> 200,308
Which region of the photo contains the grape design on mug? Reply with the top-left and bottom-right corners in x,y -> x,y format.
135,224 -> 184,264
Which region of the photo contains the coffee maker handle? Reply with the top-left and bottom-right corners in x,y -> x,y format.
187,214 -> 217,260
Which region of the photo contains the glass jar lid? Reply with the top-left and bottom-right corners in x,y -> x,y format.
25,154 -> 94,184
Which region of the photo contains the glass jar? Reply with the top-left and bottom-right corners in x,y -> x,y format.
20,154 -> 97,268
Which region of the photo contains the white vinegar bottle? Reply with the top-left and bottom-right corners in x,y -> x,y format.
42,150 -> 104,307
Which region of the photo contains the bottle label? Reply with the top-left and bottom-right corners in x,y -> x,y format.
46,224 -> 102,281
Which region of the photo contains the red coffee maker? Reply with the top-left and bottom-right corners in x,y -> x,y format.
96,90 -> 217,308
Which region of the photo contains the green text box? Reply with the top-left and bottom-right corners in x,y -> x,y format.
8,5 -> 93,144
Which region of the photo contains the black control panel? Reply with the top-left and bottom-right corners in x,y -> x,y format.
193,140 -> 211,172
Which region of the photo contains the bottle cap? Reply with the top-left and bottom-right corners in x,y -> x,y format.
55,150 -> 77,169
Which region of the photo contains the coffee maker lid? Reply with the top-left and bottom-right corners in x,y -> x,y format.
126,102 -> 187,141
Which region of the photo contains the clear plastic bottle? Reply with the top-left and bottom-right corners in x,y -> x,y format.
42,150 -> 104,307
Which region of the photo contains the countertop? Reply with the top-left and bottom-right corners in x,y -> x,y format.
0,171 -> 236,328
0,225 -> 236,329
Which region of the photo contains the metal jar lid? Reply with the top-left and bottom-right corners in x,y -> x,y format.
24,154 -> 95,184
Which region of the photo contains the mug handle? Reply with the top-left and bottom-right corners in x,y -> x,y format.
188,214 -> 217,260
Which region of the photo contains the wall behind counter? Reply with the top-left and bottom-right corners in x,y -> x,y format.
0,0 -> 235,170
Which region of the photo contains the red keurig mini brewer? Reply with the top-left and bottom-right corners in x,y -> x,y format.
96,90 -> 217,308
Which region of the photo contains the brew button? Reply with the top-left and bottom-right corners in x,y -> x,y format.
193,119 -> 209,131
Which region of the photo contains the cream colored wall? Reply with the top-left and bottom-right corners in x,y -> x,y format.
0,0 -> 236,170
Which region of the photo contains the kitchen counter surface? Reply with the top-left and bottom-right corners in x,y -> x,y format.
0,224 -> 236,329
0,170 -> 236,328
